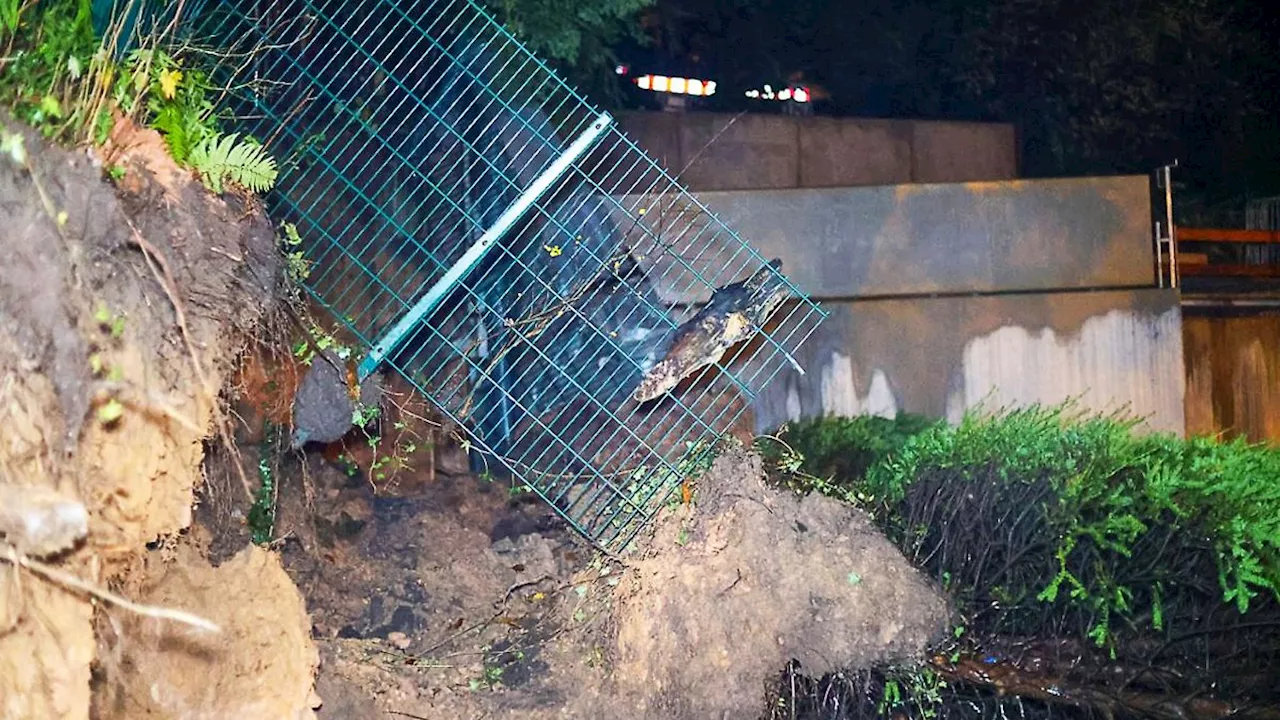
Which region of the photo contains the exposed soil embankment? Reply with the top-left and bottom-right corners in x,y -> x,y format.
0,115 -> 317,720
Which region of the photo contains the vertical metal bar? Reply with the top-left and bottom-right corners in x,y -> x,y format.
357,111 -> 614,380
1163,163 -> 1179,289
1153,162 -> 1179,290
1154,220 -> 1166,289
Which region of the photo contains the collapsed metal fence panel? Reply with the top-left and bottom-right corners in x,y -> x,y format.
182,0 -> 827,551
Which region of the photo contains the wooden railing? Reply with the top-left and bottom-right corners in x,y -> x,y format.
1174,227 -> 1280,279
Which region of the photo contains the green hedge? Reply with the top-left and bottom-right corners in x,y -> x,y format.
759,404 -> 1280,647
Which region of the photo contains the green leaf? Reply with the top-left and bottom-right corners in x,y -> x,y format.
38,94 -> 62,120
188,132 -> 278,194
97,398 -> 124,424
1,131 -> 27,165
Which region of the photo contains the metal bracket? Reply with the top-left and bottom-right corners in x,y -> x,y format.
358,111 -> 615,380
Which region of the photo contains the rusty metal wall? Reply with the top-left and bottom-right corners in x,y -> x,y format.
1183,311 -> 1280,444
753,289 -> 1186,436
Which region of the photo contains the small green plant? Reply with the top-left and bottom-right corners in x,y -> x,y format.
280,222 -> 312,284
335,452 -> 360,477
0,4 -> 279,196
469,653 -> 505,691
873,665 -> 946,719
292,323 -> 356,366
186,131 -> 278,194
352,402 -> 379,430
93,301 -> 126,338
127,47 -> 218,163
354,413 -> 428,488
248,423 -> 280,545
96,397 -> 124,424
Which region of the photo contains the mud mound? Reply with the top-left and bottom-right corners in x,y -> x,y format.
267,440 -> 948,719
95,545 -> 319,719
606,446 -> 952,718
0,113 -> 299,719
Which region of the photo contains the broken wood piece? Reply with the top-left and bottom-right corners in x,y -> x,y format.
633,259 -> 791,403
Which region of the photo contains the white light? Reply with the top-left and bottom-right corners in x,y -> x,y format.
615,64 -> 627,75
705,81 -> 716,96
636,75 -> 651,90
688,79 -> 705,96
794,87 -> 810,103
744,89 -> 759,98
651,75 -> 670,92
670,77 -> 687,94
778,88 -> 792,101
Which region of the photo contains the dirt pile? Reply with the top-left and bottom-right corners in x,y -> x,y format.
604,445 -> 952,718
96,545 -> 320,719
0,114 -> 317,719
277,441 -> 949,719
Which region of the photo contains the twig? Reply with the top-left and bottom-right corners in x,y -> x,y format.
2,545 -> 220,633
497,574 -> 554,607
677,110 -> 747,180
415,610 -> 503,658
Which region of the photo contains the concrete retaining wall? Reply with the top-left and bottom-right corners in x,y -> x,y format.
752,289 -> 1187,436
622,174 -> 1187,436
618,175 -> 1155,303
615,111 -> 1019,192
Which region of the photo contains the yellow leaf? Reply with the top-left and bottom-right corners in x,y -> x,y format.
158,69 -> 183,100
544,244 -> 562,258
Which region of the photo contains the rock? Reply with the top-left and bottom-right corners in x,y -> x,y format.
387,631 -> 411,650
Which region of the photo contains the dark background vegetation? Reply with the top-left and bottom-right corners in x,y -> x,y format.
489,0 -> 1280,225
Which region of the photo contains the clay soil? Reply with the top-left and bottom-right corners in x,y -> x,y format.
0,114 -> 318,719
200,420 -> 952,719
0,111 -> 951,720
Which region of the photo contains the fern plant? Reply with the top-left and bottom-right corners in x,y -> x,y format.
188,132 -> 278,194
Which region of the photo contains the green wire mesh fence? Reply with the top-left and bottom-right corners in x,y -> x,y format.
179,0 -> 827,552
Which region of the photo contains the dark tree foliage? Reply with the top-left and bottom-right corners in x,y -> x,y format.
481,0 -> 655,103
537,0 -> 1279,219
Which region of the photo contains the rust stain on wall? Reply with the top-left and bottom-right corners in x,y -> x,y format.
1183,312 -> 1280,444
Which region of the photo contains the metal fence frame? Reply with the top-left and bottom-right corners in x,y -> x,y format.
176,0 -> 827,552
